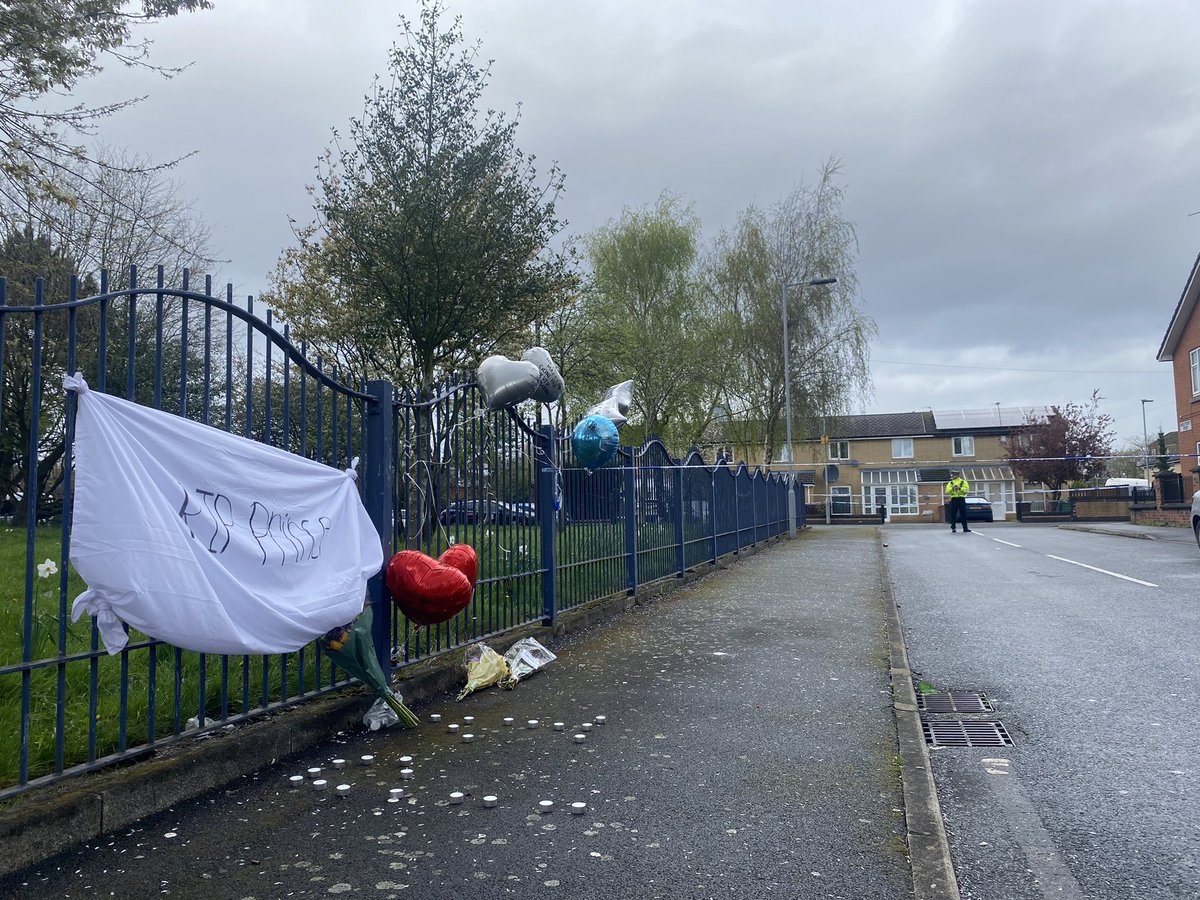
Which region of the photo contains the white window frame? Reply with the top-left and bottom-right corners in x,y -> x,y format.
828,440 -> 850,461
952,435 -> 975,457
891,438 -> 913,459
830,485 -> 852,514
1192,348 -> 1200,397
862,484 -> 918,515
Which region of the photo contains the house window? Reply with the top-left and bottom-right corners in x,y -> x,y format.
830,485 -> 852,514
952,436 -> 975,456
1192,348 -> 1200,396
828,440 -> 849,460
862,484 -> 918,515
891,438 -> 913,459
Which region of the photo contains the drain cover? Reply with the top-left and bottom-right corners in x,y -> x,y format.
917,691 -> 993,713
922,719 -> 1013,748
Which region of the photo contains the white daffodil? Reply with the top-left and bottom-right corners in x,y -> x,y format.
37,558 -> 58,579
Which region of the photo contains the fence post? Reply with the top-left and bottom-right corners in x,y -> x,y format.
624,455 -> 638,594
673,464 -> 685,577
733,470 -> 741,555
536,426 -> 558,625
710,469 -> 718,564
364,381 -> 394,673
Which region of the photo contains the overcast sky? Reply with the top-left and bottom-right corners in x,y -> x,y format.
72,0 -> 1200,444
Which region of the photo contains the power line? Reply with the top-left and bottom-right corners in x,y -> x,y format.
874,359 -> 1163,375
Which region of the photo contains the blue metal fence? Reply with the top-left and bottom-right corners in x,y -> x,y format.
0,270 -> 799,799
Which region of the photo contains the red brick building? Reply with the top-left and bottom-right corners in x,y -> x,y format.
1156,252 -> 1200,495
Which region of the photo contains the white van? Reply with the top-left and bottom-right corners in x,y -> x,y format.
1104,477 -> 1150,489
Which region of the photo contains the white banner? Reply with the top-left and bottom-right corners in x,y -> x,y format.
65,373 -> 383,655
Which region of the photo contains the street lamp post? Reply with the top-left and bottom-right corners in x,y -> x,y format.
780,277 -> 837,534
1141,399 -> 1153,486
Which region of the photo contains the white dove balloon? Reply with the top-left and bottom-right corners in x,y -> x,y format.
585,379 -> 634,427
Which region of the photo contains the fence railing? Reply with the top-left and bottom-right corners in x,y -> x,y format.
0,269 -> 798,799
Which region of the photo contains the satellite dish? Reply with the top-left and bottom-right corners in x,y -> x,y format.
824,464 -> 840,484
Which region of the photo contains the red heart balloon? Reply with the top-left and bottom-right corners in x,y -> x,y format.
385,546 -> 478,627
438,543 -> 478,586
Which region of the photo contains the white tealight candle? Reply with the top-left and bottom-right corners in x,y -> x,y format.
462,733 -> 475,743
571,802 -> 587,815
307,767 -> 323,776
447,723 -> 460,733
399,768 -> 414,780
336,783 -> 351,796
482,795 -> 498,808
594,715 -> 607,725
289,775 -> 304,787
449,791 -> 464,805
398,755 -> 413,765
312,779 -> 328,791
331,759 -> 346,769
389,787 -> 405,800
360,754 -> 374,766
553,722 -> 565,731
573,733 -> 586,743
462,716 -> 475,723
429,713 -> 442,723
581,722 -> 593,732
526,719 -> 539,729
538,800 -> 554,814
503,717 -> 514,726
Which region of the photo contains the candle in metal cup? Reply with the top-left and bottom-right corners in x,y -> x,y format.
462,733 -> 475,743
447,723 -> 459,733
336,783 -> 351,796
429,713 -> 442,722
538,800 -> 554,814
449,791 -> 464,805
331,758 -> 346,769
571,802 -> 587,815
553,722 -> 565,731
389,787 -> 405,800
307,767 -> 323,776
398,755 -> 413,765
594,715 -> 607,725
581,722 -> 593,732
360,754 -> 374,766
526,719 -> 539,729
312,779 -> 328,791
399,767 -> 414,780
573,733 -> 586,743
503,717 -> 514,726
462,716 -> 475,724
482,795 -> 498,808
289,775 -> 305,787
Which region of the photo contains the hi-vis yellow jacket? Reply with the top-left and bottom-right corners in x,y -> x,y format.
944,476 -> 970,499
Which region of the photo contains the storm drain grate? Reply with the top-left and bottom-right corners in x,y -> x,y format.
916,691 -> 993,713
922,719 -> 1014,748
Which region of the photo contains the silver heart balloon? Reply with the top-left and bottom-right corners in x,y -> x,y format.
585,379 -> 634,426
476,354 -> 541,410
521,347 -> 564,403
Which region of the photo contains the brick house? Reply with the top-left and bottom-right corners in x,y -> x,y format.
794,407 -> 1049,521
1156,252 -> 1200,495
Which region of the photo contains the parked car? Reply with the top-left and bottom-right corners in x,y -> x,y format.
964,497 -> 994,522
497,501 -> 537,524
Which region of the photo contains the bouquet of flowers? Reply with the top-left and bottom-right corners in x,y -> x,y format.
322,606 -> 418,728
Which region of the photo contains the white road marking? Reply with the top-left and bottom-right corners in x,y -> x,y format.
1045,554 -> 1157,587
992,538 -> 1022,547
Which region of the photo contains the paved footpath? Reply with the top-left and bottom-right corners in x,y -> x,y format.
2,528 -> 913,900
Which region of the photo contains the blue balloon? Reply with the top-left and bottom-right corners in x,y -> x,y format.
571,414 -> 619,471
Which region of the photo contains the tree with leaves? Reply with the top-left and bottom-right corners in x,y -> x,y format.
268,0 -> 574,390
578,193 -> 720,450
0,1 -> 212,215
1006,391 -> 1114,500
706,158 -> 874,463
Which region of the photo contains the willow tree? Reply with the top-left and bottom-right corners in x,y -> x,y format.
579,194 -> 721,451
707,158 -> 875,463
270,0 -> 573,390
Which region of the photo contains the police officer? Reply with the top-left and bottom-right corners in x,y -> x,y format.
944,470 -> 971,533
